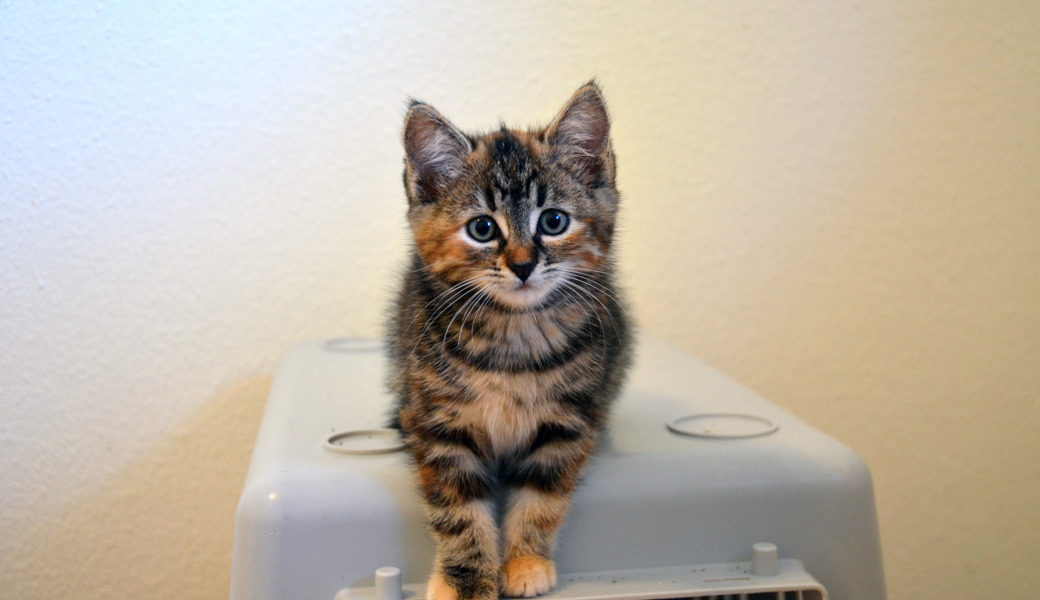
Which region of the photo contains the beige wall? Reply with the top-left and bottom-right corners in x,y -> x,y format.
2,2 -> 1037,598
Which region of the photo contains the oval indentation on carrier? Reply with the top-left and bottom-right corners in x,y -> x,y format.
324,429 -> 406,455
667,413 -> 779,439
322,337 -> 382,353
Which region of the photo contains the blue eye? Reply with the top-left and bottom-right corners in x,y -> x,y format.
538,209 -> 569,236
466,216 -> 498,242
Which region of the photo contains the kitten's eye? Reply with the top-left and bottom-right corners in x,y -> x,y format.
466,216 -> 499,243
538,209 -> 570,236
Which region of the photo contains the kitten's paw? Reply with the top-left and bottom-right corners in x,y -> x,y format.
426,573 -> 459,600
501,556 -> 557,598
427,571 -> 499,600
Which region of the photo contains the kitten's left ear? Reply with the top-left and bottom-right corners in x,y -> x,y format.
545,82 -> 614,187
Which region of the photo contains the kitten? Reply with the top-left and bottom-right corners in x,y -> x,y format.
388,82 -> 630,600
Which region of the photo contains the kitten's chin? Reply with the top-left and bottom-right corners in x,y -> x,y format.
493,282 -> 553,311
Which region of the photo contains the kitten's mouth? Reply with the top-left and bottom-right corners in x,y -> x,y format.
495,279 -> 552,309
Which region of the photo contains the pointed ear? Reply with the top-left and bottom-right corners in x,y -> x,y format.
403,102 -> 471,204
545,83 -> 613,186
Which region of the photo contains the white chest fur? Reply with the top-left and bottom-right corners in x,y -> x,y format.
456,370 -> 561,454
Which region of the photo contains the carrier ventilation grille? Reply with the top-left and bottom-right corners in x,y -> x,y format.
335,544 -> 827,600
678,593 -> 823,600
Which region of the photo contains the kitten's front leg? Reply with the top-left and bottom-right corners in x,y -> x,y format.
413,444 -> 500,600
424,500 -> 499,600
500,434 -> 593,598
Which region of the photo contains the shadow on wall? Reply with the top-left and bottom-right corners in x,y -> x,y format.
5,376 -> 269,600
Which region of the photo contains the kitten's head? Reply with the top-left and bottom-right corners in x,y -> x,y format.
402,82 -> 619,310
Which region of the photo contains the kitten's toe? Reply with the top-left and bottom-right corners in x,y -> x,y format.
425,573 -> 459,600
501,556 -> 557,598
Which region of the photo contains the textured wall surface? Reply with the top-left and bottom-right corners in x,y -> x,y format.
2,2 -> 1038,599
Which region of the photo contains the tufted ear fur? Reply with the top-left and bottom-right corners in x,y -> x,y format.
545,82 -> 613,187
403,102 -> 472,205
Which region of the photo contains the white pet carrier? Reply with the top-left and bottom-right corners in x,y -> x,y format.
230,333 -> 886,600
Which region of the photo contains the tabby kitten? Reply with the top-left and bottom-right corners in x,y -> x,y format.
388,82 -> 630,600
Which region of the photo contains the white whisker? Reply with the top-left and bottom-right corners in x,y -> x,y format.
549,266 -> 629,319
407,274 -> 497,359
554,275 -> 621,344
444,284 -> 490,350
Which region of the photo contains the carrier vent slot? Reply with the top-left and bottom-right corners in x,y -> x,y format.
679,592 -> 824,600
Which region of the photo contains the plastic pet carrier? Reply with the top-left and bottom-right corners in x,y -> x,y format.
230,333 -> 886,600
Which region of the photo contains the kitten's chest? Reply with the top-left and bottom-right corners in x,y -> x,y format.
455,370 -> 559,454
439,311 -> 584,453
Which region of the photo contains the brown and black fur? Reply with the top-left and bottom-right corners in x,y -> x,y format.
387,82 -> 630,600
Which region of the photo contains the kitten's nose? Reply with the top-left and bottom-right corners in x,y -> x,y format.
509,261 -> 536,283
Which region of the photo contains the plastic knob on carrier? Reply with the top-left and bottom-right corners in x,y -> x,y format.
751,542 -> 779,577
375,567 -> 403,600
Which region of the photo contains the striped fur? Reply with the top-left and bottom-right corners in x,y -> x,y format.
388,82 -> 630,600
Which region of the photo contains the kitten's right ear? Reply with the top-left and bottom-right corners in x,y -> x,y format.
545,82 -> 613,187
403,102 -> 471,205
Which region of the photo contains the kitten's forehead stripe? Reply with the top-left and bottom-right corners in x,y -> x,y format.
482,185 -> 497,212
490,132 -> 536,198
482,130 -> 550,241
